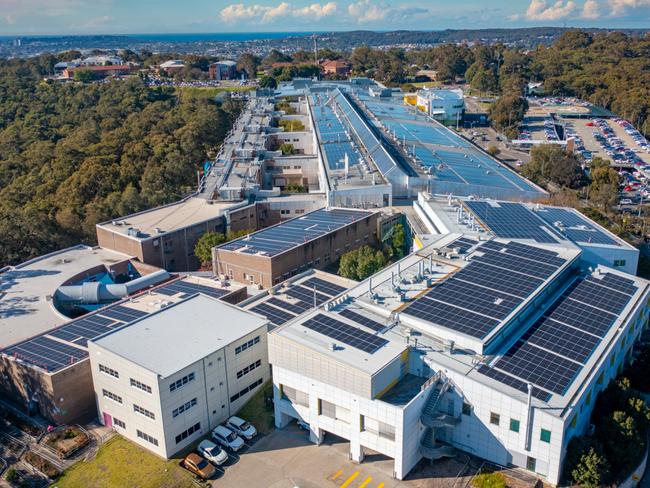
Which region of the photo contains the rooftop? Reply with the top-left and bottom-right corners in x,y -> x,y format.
218,207 -> 375,257
1,275 -> 243,373
0,246 -> 132,348
416,88 -> 464,101
96,197 -> 239,239
93,294 -> 268,377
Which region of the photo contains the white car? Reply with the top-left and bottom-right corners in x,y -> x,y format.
620,198 -> 634,205
197,439 -> 228,466
211,425 -> 245,452
226,416 -> 257,441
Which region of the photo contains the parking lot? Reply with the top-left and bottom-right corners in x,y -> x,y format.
216,424 -> 476,488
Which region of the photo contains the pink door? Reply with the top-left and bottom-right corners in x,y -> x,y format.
103,412 -> 113,428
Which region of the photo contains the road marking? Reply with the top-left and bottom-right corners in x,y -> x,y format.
358,476 -> 372,488
377,483 -> 385,488
340,471 -> 359,488
330,469 -> 343,481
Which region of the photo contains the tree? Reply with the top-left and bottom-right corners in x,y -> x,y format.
588,157 -> 620,209
486,144 -> 500,156
522,144 -> 585,189
389,223 -> 407,260
73,69 -> 95,83
338,245 -> 387,281
236,52 -> 261,80
571,447 -> 610,487
489,92 -> 528,137
194,231 -> 225,266
279,143 -> 295,155
259,76 -> 277,89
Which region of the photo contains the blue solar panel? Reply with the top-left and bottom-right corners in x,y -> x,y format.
219,208 -> 372,257
534,207 -> 620,246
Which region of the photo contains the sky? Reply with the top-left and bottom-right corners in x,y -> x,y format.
0,0 -> 649,35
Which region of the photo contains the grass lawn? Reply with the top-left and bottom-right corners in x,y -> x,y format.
53,436 -> 194,488
411,81 -> 442,89
235,380 -> 275,435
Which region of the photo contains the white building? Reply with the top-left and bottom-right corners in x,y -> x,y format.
89,294 -> 269,457
416,88 -> 465,124
269,232 -> 650,484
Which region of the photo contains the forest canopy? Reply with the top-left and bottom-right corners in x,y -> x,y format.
0,58 -> 241,266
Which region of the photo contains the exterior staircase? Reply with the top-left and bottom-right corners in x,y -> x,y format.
419,373 -> 458,460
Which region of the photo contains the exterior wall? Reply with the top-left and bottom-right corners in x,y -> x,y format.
272,131 -> 313,154
263,156 -> 319,189
226,204 -> 259,234
0,357 -> 94,425
579,245 -> 639,276
214,211 -> 380,288
89,325 -> 268,458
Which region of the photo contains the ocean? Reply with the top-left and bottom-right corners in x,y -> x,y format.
125,32 -> 318,43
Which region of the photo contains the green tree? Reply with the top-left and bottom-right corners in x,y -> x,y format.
588,157 -> 620,209
194,231 -> 225,266
522,144 -> 585,189
338,245 -> 387,281
571,447 -> 610,488
390,223 -> 407,260
259,75 -> 277,89
236,52 -> 261,79
279,143 -> 295,155
489,92 -> 528,137
73,69 -> 95,83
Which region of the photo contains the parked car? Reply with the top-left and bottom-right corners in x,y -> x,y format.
211,425 -> 245,451
227,416 -> 257,441
620,198 -> 634,205
197,439 -> 229,465
182,453 -> 216,480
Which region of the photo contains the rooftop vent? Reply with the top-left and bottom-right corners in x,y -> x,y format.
329,342 -> 337,351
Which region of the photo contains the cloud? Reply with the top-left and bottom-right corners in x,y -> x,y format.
581,0 -> 602,18
346,0 -> 428,24
220,2 -> 337,23
525,0 -> 577,20
4,14 -> 16,24
607,0 -> 650,15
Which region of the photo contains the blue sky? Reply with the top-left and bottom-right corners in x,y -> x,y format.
1,0 -> 649,35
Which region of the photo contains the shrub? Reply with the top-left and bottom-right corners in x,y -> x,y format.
5,468 -> 18,484
472,472 -> 507,488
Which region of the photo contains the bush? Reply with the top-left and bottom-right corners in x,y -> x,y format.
472,472 -> 507,488
278,119 -> 305,132
338,245 -> 387,281
5,468 -> 18,484
280,143 -> 295,155
486,144 -> 500,156
24,451 -> 62,478
194,231 -> 226,267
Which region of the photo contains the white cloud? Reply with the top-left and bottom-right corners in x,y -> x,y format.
220,2 -> 337,23
4,14 -> 17,24
581,0 -> 602,18
347,0 -> 389,22
525,0 -> 577,20
607,0 -> 650,15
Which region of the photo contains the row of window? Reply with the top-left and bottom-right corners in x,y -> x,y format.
483,409 -> 551,443
99,364 -> 119,379
130,378 -> 152,394
175,422 -> 201,445
235,336 -> 260,355
172,398 -> 198,418
137,429 -> 158,446
133,404 -> 156,420
170,372 -> 195,392
236,359 -> 262,379
102,389 -> 122,404
114,418 -> 126,429
230,378 -> 263,403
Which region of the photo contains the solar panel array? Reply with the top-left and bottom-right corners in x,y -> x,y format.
479,272 -> 638,398
464,201 -> 561,243
338,308 -> 386,332
536,207 -> 620,246
302,313 -> 388,353
249,277 -> 347,327
219,208 -> 371,257
449,237 -> 477,253
403,241 -> 567,338
465,201 -> 621,247
1,278 -> 235,373
311,96 -> 361,171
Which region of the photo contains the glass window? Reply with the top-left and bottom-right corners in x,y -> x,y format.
462,402 -> 472,416
490,412 -> 500,426
509,418 -> 520,433
540,429 -> 551,443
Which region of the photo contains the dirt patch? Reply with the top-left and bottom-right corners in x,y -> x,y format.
43,427 -> 90,459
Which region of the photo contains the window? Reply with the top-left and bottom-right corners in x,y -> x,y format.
114,418 -> 126,429
614,259 -> 626,267
175,423 -> 201,444
137,430 -> 158,446
490,412 -> 500,426
230,378 -> 263,402
169,372 -> 195,392
280,209 -> 290,215
236,359 -> 262,379
172,398 -> 198,418
540,429 -> 551,443
462,403 -> 472,416
295,209 -> 305,215
526,456 -> 536,472
102,389 -> 122,404
509,418 -> 520,433
319,399 -> 336,418
99,364 -> 119,379
235,336 -> 261,355
281,385 -> 309,407
133,404 -> 156,420
130,378 -> 152,394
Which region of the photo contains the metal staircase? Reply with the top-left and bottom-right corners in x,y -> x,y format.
419,374 -> 458,460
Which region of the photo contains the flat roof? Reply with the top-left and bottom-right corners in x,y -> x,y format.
0,246 -> 132,348
1,275 -> 243,373
273,235 -> 649,413
93,294 -> 268,377
218,207 -> 375,257
97,197 -> 238,239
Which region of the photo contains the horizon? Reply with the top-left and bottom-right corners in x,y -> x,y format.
2,0 -> 650,36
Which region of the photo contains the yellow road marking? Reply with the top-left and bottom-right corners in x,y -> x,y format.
330,469 -> 344,481
358,476 -> 373,488
377,483 -> 385,488
340,471 -> 359,488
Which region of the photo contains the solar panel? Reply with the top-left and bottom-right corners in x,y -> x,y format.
301,277 -> 347,297
339,308 -> 385,332
250,302 -> 296,327
156,281 -> 229,299
4,336 -> 88,372
592,273 -> 637,296
522,317 -> 600,364
284,286 -> 330,306
535,207 -> 620,246
571,279 -> 634,316
474,248 -> 559,280
477,365 -> 552,402
267,297 -> 308,315
302,313 -> 388,353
